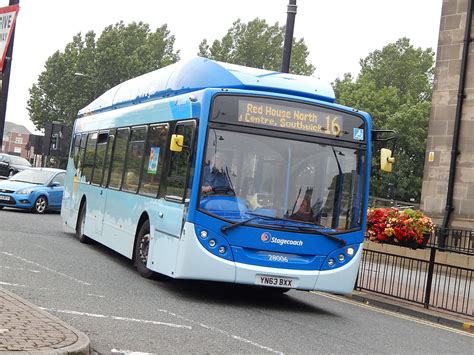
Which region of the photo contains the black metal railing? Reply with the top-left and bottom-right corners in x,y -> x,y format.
356,249 -> 473,316
428,226 -> 473,255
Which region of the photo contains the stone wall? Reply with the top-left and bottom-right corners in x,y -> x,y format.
421,0 -> 474,229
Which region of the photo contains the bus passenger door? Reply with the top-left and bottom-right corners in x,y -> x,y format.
149,121 -> 195,275
91,131 -> 114,236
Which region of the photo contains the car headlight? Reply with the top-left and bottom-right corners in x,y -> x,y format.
16,188 -> 35,195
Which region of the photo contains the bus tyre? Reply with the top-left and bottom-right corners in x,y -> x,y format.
33,196 -> 48,214
134,220 -> 154,279
76,203 -> 90,244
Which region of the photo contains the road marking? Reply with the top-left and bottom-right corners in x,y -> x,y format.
311,291 -> 474,337
2,252 -> 91,286
151,308 -> 283,354
43,306 -> 283,354
0,281 -> 27,287
87,293 -> 105,298
0,265 -> 40,273
111,350 -> 154,355
41,307 -> 192,330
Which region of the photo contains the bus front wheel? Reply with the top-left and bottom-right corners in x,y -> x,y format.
134,220 -> 154,279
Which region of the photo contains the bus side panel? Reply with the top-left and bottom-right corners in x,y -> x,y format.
81,184 -> 107,237
173,222 -> 236,282
147,199 -> 184,277
100,189 -> 146,258
61,161 -> 80,233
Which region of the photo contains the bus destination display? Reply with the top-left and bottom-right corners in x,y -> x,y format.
238,99 -> 343,137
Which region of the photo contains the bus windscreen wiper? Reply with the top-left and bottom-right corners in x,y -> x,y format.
248,213 -> 346,246
294,226 -> 346,246
220,213 -> 294,234
220,216 -> 260,234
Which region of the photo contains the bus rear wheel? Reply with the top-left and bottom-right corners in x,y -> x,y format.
76,203 -> 90,243
134,220 -> 154,279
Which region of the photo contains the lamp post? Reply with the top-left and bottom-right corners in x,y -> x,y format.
281,0 -> 297,73
74,72 -> 98,99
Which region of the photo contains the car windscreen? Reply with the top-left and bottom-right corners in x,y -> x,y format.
10,156 -> 31,166
9,169 -> 55,184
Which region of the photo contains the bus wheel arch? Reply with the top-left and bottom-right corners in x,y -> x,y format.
133,213 -> 154,279
75,196 -> 90,243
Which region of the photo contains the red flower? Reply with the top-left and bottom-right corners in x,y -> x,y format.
366,208 -> 433,245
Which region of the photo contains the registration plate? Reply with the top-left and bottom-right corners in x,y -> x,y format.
0,195 -> 10,201
255,275 -> 295,288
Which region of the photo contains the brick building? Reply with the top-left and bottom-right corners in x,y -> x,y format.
1,121 -> 31,159
421,0 -> 473,229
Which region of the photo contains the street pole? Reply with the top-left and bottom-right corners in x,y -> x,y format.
0,0 -> 20,151
281,0 -> 297,73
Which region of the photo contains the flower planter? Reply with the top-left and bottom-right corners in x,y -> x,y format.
366,208 -> 433,250
380,232 -> 430,250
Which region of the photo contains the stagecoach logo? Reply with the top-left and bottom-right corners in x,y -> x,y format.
261,232 -> 271,243
260,232 -> 304,246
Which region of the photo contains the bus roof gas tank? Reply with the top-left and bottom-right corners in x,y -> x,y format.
78,57 -> 335,117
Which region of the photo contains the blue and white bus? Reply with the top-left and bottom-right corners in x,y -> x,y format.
61,57 -> 384,294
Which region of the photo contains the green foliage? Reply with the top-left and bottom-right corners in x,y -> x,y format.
198,18 -> 314,75
333,38 -> 435,202
27,22 -> 179,130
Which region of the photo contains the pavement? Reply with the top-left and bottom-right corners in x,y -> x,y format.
0,287 -> 472,354
0,287 -> 89,354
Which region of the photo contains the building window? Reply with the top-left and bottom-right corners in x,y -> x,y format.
14,147 -> 21,153
15,137 -> 23,144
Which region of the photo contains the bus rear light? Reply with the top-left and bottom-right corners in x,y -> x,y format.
208,239 -> 216,247
218,246 -> 226,254
200,230 -> 208,239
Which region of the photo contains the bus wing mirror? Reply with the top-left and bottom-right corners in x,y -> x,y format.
380,148 -> 395,172
170,134 -> 184,152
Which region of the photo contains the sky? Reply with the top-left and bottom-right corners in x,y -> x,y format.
1,0 -> 443,133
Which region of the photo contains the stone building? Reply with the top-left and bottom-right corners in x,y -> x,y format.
421,0 -> 473,229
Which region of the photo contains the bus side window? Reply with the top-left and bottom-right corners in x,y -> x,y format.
122,126 -> 146,193
166,123 -> 195,201
72,134 -> 81,169
102,130 -> 115,187
91,131 -> 109,186
109,128 -> 130,189
139,124 -> 168,197
82,132 -> 98,183
76,133 -> 88,180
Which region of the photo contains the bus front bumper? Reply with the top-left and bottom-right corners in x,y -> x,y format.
173,223 -> 363,294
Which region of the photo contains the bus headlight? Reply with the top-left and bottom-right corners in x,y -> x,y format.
200,230 -> 208,239
218,246 -> 226,254
338,254 -> 345,262
208,239 -> 216,247
346,247 -> 355,256
328,258 -> 335,267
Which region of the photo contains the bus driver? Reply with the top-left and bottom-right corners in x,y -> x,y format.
201,152 -> 234,194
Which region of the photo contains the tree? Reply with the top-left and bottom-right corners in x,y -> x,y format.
27,22 -> 180,130
198,18 -> 314,75
333,38 -> 435,202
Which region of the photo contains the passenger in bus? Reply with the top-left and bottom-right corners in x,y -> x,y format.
290,198 -> 314,222
201,152 -> 234,194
